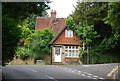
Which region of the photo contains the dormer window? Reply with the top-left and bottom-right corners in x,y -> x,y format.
52,19 -> 58,25
65,29 -> 73,37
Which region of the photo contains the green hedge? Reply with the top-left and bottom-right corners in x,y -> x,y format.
81,52 -> 120,64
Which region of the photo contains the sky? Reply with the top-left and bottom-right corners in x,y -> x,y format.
46,0 -> 78,18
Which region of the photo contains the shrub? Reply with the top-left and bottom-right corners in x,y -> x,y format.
15,46 -> 32,60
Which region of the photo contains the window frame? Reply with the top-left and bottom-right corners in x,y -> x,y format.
65,29 -> 73,37
65,46 -> 79,58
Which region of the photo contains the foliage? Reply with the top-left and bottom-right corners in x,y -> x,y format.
3,2 -> 50,20
104,2 -> 120,34
24,37 -> 31,47
15,28 -> 32,60
15,46 -> 32,60
21,14 -> 37,30
66,17 -> 99,64
79,46 -> 87,59
93,2 -> 120,52
89,52 -> 120,64
18,25 -> 32,39
103,2 -> 120,51
71,2 -> 109,25
78,22 -> 99,64
65,17 -> 76,30
71,2 -> 112,40
65,17 -> 99,44
2,2 -> 50,65
95,36 -> 119,52
77,22 -> 99,44
70,2 -> 120,64
29,28 -> 54,61
15,28 -> 54,61
2,16 -> 22,64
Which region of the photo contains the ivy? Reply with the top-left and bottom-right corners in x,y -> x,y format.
66,17 -> 99,64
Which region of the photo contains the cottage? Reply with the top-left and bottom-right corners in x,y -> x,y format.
35,10 -> 82,65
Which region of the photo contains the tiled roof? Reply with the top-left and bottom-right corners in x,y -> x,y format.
49,27 -> 82,45
49,26 -> 66,44
35,17 -> 66,34
35,10 -> 81,45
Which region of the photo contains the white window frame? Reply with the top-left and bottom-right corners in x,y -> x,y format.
65,46 -> 79,58
65,29 -> 73,37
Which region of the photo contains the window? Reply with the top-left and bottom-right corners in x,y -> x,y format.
55,47 -> 60,55
65,46 -> 79,58
65,29 -> 73,37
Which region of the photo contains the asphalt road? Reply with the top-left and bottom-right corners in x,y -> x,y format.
2,63 -> 119,81
114,69 -> 120,80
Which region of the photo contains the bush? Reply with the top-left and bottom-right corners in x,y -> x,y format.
29,28 -> 54,62
80,45 -> 120,64
89,52 -> 120,64
15,46 -> 33,60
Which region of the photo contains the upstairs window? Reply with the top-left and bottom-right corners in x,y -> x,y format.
65,29 -> 73,37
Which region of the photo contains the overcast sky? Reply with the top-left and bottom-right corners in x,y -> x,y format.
46,0 -> 78,18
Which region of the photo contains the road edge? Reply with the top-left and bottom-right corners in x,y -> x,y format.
107,65 -> 120,79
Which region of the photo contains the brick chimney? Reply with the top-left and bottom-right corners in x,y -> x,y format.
51,10 -> 56,17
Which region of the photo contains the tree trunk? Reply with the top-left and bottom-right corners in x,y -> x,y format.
86,46 -> 89,64
83,42 -> 85,50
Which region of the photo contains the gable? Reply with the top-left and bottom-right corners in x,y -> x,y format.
50,27 -> 82,45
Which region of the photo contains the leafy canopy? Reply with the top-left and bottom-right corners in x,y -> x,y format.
29,28 -> 54,60
66,17 -> 99,45
70,2 -> 120,64
66,17 -> 99,64
2,2 -> 50,65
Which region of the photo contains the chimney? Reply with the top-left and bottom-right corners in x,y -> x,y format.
51,10 -> 56,17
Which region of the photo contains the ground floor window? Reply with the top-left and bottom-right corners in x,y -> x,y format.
65,46 -> 79,58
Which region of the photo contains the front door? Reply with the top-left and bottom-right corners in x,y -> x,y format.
54,47 -> 61,62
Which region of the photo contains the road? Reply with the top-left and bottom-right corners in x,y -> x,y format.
114,68 -> 120,80
2,63 -> 119,81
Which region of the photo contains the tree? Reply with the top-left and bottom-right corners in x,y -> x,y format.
21,14 -> 37,30
21,12 -> 49,31
93,2 -> 120,52
70,2 -> 120,64
104,2 -> 120,34
2,2 -> 50,20
15,26 -> 33,60
2,16 -> 22,64
71,2 -> 112,41
103,2 -> 120,51
66,17 -> 99,64
29,28 -> 54,63
2,2 -> 50,65
71,2 -> 108,25
18,25 -> 32,39
78,22 -> 99,64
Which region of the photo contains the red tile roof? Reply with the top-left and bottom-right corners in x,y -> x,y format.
49,27 -> 82,45
35,17 -> 66,34
35,10 -> 82,45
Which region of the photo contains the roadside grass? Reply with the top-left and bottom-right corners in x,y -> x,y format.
6,56 -> 34,65
36,54 -> 51,65
7,54 -> 51,65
